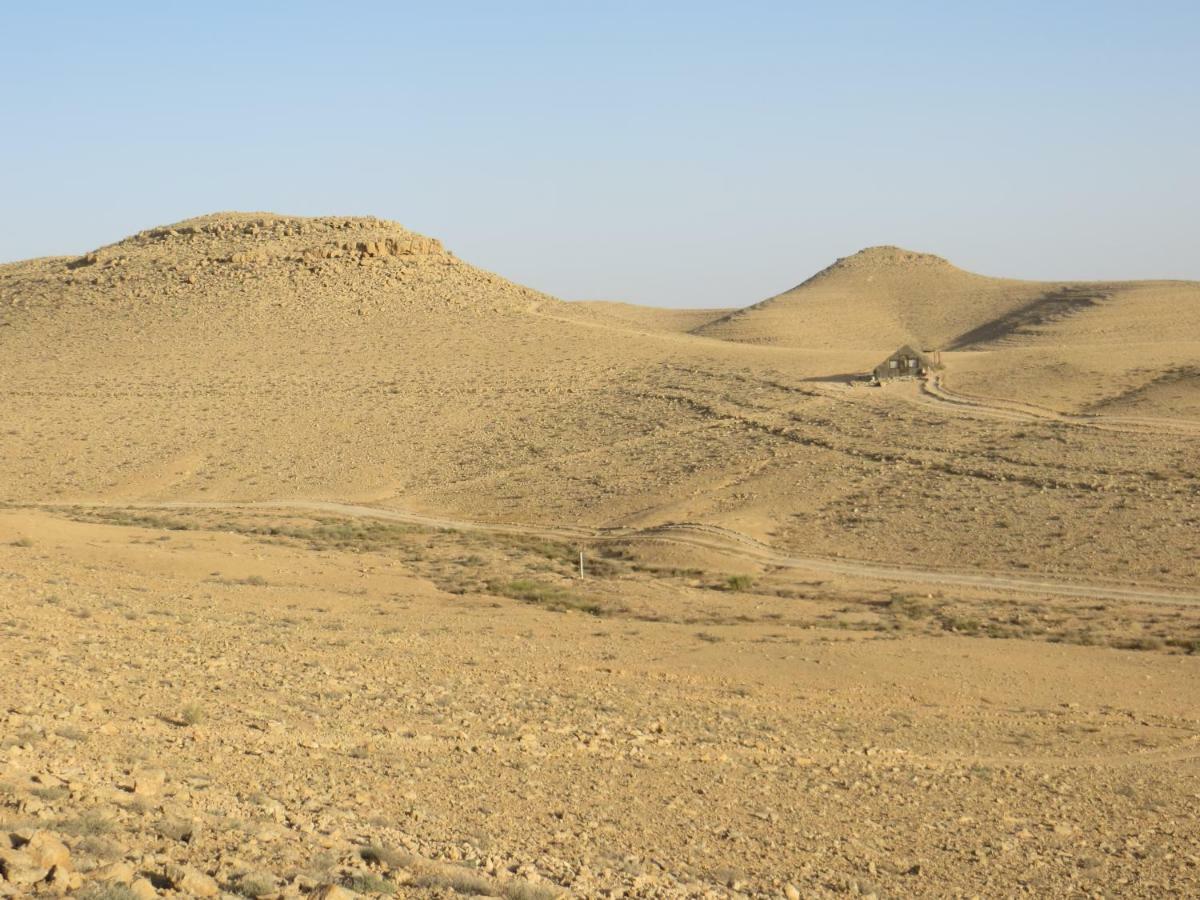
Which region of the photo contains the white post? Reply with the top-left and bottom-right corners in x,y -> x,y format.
579,550 -> 585,579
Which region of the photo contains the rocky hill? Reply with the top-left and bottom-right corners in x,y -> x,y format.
0,212 -> 549,323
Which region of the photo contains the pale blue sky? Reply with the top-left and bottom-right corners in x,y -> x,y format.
2,2 -> 1197,306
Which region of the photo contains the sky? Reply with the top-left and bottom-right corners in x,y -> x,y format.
2,2 -> 1198,307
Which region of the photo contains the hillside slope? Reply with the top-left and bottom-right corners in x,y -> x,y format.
692,246 -> 1055,350
0,213 -> 789,521
2,216 -> 1198,590
693,245 -> 1200,355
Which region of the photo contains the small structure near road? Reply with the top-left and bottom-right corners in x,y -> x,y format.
872,345 -> 938,382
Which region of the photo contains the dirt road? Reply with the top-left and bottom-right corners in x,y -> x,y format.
918,375 -> 1200,435
41,499 -> 1200,607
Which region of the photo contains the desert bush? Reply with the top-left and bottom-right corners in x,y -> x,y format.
78,886 -> 142,900
56,811 -> 114,836
180,702 -> 206,726
887,594 -> 932,619
410,865 -> 496,895
1167,638 -> 1200,654
343,872 -> 397,894
156,817 -> 195,843
10,537 -> 33,548
75,835 -> 124,860
503,881 -> 564,900
1111,635 -> 1165,652
360,845 -> 420,869
54,724 -> 87,748
488,579 -> 610,616
234,872 -> 277,898
721,574 -> 754,591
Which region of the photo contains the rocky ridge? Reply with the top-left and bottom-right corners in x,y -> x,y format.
0,213 -> 551,320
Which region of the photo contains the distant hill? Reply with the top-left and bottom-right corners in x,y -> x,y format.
691,245 -> 1200,353
1,217 -> 1197,523
563,300 -> 734,334
0,212 -> 551,324
0,212 -> 771,515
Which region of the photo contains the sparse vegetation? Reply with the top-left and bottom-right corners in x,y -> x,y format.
502,881 -> 564,900
78,886 -> 143,900
234,873 -> 277,898
56,811 -> 115,836
344,872 -> 398,895
180,702 -> 206,726
360,845 -> 420,869
487,579 -> 612,616
409,865 -> 496,895
887,593 -> 933,619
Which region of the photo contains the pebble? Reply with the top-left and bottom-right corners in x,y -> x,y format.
133,767 -> 167,797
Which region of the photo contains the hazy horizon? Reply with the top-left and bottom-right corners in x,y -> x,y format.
3,2 -> 1197,307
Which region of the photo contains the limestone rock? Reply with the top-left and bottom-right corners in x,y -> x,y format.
310,885 -> 358,899
130,877 -> 159,899
132,767 -> 167,797
0,848 -> 49,885
92,861 -> 136,883
162,863 -> 219,896
22,830 -> 71,870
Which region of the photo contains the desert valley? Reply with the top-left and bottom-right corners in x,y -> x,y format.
1,213 -> 1198,899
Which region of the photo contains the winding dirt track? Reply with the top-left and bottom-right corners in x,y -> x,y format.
48,499 -> 1200,608
918,375 -> 1200,435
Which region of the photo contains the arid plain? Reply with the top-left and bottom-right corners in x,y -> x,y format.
2,214 -> 1198,898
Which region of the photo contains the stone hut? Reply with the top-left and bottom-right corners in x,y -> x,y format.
873,345 -> 936,381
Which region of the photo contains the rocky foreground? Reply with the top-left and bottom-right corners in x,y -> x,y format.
2,509 -> 1199,898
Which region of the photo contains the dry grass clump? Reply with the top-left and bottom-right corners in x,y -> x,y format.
358,846 -> 562,899
887,593 -> 933,619
501,881 -> 564,900
359,845 -> 420,868
234,872 -> 278,898
409,865 -> 496,895
78,887 -> 143,900
180,702 -> 206,726
31,785 -> 70,801
487,579 -> 611,617
344,871 -> 398,894
55,811 -> 115,836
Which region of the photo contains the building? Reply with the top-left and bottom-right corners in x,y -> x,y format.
873,345 -> 936,381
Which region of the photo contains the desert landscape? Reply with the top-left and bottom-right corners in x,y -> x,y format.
2,213 -> 1199,899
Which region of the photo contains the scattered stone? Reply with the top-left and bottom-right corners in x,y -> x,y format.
130,877 -> 159,899
21,830 -> 71,870
0,848 -> 49,886
162,863 -> 219,896
92,861 -> 136,883
309,885 -> 358,899
133,767 -> 167,797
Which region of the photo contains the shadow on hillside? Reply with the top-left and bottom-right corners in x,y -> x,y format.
802,373 -> 871,384
946,285 -> 1113,350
